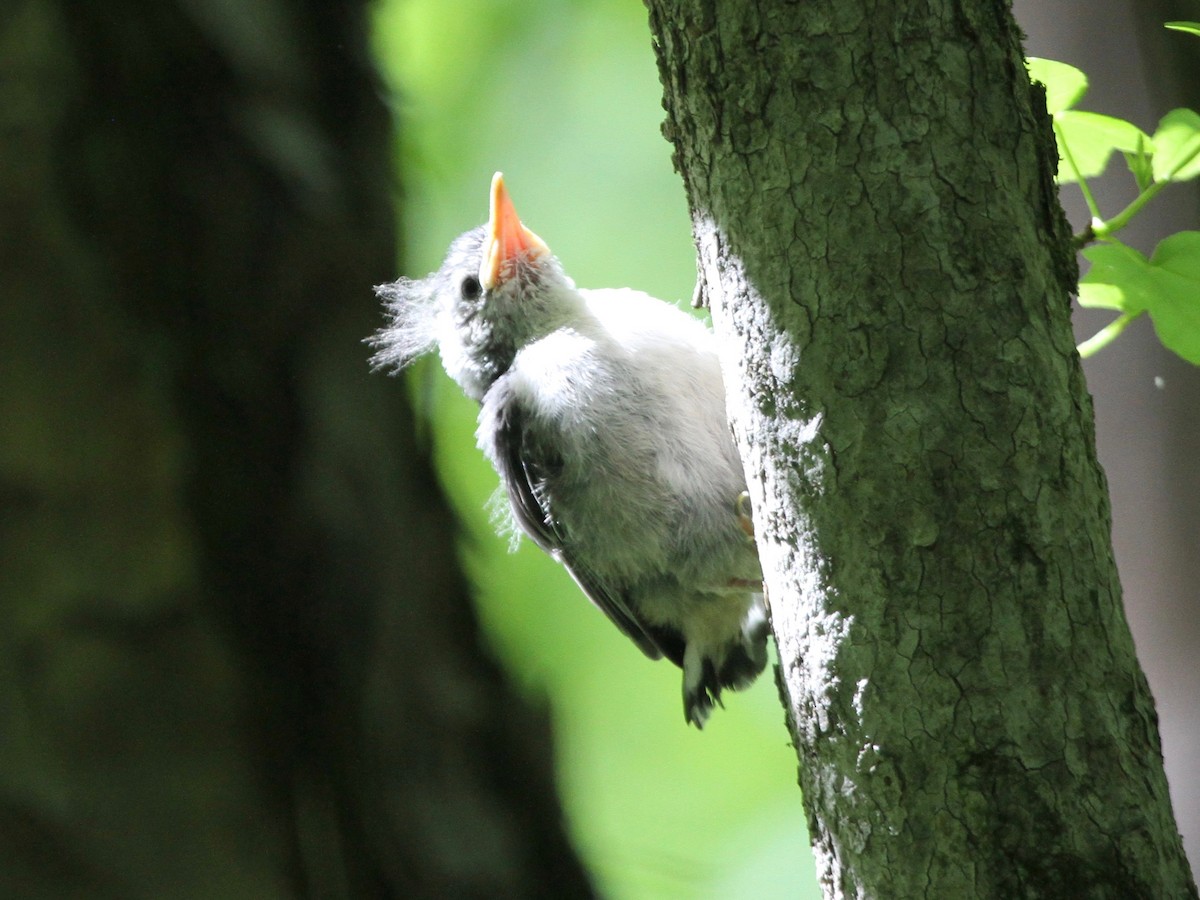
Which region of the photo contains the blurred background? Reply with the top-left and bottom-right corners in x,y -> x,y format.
1,0 -> 1196,898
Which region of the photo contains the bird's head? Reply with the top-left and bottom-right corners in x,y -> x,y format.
371,172 -> 581,402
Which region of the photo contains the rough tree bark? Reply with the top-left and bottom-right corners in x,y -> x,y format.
646,1 -> 1196,897
0,1 -> 590,897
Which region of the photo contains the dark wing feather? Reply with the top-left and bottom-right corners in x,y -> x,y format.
489,380 -> 668,662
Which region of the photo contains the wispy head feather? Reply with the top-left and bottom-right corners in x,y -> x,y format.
368,277 -> 440,372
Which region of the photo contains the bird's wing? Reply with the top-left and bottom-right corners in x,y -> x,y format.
488,381 -> 673,663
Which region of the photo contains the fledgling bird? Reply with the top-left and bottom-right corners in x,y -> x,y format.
370,173 -> 767,727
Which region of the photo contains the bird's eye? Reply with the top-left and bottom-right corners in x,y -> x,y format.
460,275 -> 482,301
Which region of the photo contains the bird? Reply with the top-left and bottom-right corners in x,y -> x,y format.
370,172 -> 767,727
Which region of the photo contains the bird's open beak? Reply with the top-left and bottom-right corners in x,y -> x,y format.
480,172 -> 549,291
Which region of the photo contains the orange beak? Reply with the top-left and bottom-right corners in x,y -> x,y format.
479,172 -> 549,291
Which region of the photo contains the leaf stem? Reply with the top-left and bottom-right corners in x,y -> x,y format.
1077,311 -> 1142,358
1096,139 -> 1200,239
1055,120 -> 1101,220
1095,181 -> 1167,239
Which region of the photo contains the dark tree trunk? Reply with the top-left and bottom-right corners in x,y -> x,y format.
645,0 -> 1196,896
0,2 -> 591,897
1018,0 -> 1200,876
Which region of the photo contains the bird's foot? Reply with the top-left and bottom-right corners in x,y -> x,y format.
736,491 -> 755,541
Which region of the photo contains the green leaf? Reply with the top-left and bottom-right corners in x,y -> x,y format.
1146,233 -> 1200,362
1124,134 -> 1154,192
1027,57 -> 1088,114
1079,243 -> 1154,313
1080,233 -> 1200,363
1165,22 -> 1200,37
1076,281 -> 1127,312
1153,230 -> 1200,280
1151,108 -> 1200,182
1053,110 -> 1149,181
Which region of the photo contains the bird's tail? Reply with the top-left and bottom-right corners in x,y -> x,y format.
683,598 -> 770,728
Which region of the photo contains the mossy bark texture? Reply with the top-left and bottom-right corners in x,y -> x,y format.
646,1 -> 1196,897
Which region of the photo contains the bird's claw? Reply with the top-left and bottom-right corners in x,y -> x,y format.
736,491 -> 755,541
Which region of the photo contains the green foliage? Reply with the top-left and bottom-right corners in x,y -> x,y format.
1166,21 -> 1200,38
1079,233 -> 1200,361
1027,25 -> 1200,364
371,2 -> 815,898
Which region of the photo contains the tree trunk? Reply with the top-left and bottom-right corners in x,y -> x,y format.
1019,0 -> 1200,876
645,1 -> 1196,897
0,1 -> 591,897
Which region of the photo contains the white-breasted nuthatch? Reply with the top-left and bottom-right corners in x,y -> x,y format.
370,173 -> 767,727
